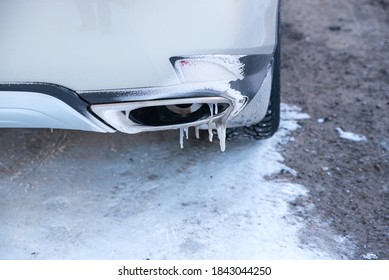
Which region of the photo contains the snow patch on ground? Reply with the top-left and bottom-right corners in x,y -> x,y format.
362,253 -> 378,260
336,127 -> 367,142
0,104 -> 344,260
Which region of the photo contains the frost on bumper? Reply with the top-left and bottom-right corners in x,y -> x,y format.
172,55 -> 248,151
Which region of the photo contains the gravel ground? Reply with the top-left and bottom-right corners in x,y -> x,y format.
280,0 -> 389,259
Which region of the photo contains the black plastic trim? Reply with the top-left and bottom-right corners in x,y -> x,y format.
230,54 -> 272,101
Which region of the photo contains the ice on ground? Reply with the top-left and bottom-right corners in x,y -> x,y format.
336,127 -> 367,142
362,253 -> 378,260
0,104 -> 346,260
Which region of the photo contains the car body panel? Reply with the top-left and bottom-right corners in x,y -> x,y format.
0,0 -> 278,90
0,91 -> 108,132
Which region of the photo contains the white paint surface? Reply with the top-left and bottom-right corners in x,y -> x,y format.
0,0 -> 278,90
0,104 -> 347,260
0,91 -> 107,132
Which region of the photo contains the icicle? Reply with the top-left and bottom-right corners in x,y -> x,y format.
208,103 -> 214,120
208,104 -> 214,142
125,110 -> 130,119
214,104 -> 219,115
184,127 -> 189,140
216,122 -> 227,152
195,126 -> 200,139
207,123 -> 213,142
179,128 -> 184,149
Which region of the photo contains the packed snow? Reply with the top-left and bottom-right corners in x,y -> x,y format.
362,253 -> 378,260
0,104 -> 348,259
336,127 -> 367,142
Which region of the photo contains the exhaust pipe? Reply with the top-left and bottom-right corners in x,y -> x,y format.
90,97 -> 232,134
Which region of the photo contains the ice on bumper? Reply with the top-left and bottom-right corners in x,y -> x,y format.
173,55 -> 247,151
177,85 -> 247,152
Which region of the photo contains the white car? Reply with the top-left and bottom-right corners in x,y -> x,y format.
0,0 -> 280,151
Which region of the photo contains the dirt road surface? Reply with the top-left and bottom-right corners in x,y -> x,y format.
0,0 -> 388,259
281,0 -> 389,259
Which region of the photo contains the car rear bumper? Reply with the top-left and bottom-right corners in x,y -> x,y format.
0,53 -> 273,134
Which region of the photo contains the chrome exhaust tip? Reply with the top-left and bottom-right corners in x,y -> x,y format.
90,97 -> 232,134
